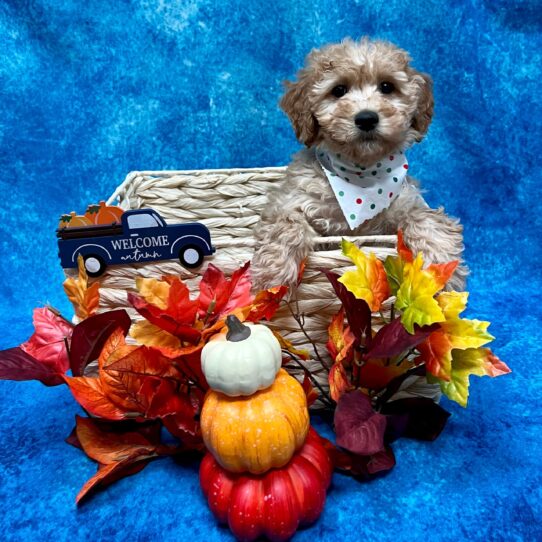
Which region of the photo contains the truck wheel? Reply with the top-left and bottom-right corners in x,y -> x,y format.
179,245 -> 204,269
83,255 -> 106,277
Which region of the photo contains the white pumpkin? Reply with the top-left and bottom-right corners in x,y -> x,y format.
201,315 -> 282,396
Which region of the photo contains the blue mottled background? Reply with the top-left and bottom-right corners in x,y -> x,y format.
1,1 -> 541,541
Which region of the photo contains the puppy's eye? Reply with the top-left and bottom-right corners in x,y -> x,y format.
331,85 -> 348,98
379,81 -> 395,94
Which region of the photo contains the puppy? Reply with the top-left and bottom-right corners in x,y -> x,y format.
252,38 -> 467,293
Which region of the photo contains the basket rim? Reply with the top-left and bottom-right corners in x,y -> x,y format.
107,166 -> 288,206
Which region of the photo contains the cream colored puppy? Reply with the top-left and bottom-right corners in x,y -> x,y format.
252,38 -> 466,293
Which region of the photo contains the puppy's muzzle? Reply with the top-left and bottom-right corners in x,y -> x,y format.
355,110 -> 379,132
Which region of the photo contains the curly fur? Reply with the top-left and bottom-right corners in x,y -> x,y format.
252,37 -> 467,293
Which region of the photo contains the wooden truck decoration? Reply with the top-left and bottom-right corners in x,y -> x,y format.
57,202 -> 215,277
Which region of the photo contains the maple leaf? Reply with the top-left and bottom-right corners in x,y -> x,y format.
135,277 -> 171,309
339,239 -> 390,312
245,285 -> 288,322
385,230 -> 458,296
63,255 -> 100,320
417,291 -> 495,380
432,347 -> 510,407
395,253 -> 446,333
20,307 -> 73,373
129,276 -> 200,344
198,262 -> 253,323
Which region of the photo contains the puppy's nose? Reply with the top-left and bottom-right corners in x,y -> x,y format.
355,110 -> 379,132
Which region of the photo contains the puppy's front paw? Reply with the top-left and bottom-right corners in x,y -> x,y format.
251,247 -> 301,296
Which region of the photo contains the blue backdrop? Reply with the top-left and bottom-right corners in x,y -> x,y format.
1,1 -> 541,541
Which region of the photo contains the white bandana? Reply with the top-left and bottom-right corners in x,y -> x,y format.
316,146 -> 408,230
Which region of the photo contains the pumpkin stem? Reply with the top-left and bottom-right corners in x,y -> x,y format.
225,315 -> 251,342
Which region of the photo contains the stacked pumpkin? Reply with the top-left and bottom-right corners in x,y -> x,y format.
200,316 -> 333,542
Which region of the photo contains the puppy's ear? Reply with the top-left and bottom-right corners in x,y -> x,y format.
280,74 -> 319,146
411,72 -> 434,140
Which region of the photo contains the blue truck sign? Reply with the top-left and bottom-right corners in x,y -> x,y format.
57,209 -> 215,277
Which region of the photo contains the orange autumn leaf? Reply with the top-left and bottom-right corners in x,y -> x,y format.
75,415 -> 156,464
339,239 -> 390,312
135,277 -> 170,309
427,261 -> 459,289
245,285 -> 288,322
328,362 -> 353,402
326,307 -> 356,365
272,330 -> 310,361
98,329 -> 182,415
64,375 -> 126,420
397,230 -> 414,262
358,359 -> 408,390
63,254 -> 100,320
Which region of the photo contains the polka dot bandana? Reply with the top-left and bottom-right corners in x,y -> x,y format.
316,146 -> 408,230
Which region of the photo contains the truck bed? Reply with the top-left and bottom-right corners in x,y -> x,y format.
57,223 -> 123,240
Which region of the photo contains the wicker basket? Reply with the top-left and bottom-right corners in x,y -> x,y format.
74,167 -> 398,399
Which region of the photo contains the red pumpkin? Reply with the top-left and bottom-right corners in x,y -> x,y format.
200,428 -> 332,542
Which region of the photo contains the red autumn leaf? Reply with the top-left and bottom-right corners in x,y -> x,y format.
69,309 -> 132,376
64,375 -> 127,420
358,361 -> 406,391
0,347 -> 65,386
363,318 -> 440,360
98,331 -> 184,416
321,437 -> 396,478
301,371 -> 319,407
320,269 -> 371,345
198,262 -> 253,322
334,389 -> 387,455
397,230 -> 414,262
245,285 -> 288,322
483,351 -> 511,377
20,307 -> 73,373
328,362 -> 353,402
381,398 -> 450,442
128,276 -> 201,344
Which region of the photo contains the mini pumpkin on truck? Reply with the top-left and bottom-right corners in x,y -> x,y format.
57,206 -> 215,277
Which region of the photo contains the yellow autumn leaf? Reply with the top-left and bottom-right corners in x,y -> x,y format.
436,347 -> 491,407
272,330 -> 310,361
436,291 -> 469,319
395,253 -> 445,333
135,277 -> 170,309
339,239 -> 390,312
130,320 -> 181,350
63,255 -> 100,320
443,318 -> 494,350
418,291 -> 494,380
